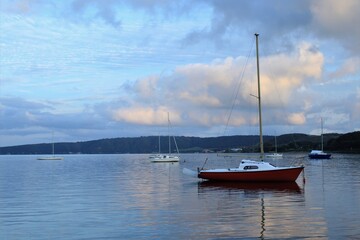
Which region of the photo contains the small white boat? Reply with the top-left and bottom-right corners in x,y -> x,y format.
265,152 -> 283,158
309,118 -> 331,159
149,113 -> 180,162
149,154 -> 180,163
37,156 -> 63,160
308,150 -> 331,159
266,135 -> 283,158
37,132 -> 63,160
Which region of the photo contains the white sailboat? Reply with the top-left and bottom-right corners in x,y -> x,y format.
183,33 -> 304,182
37,133 -> 63,160
308,118 -> 331,159
266,135 -> 283,158
149,113 -> 180,162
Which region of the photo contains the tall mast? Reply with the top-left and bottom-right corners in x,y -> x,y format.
52,131 -> 55,156
255,33 -> 264,160
159,135 -> 161,153
168,112 -> 171,154
321,117 -> 324,152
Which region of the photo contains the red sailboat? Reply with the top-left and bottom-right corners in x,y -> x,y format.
197,159 -> 304,182
184,33 -> 304,182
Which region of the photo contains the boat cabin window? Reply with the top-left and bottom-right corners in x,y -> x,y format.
243,165 -> 258,170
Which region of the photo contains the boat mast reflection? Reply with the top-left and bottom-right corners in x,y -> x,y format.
198,181 -> 303,239
260,197 -> 265,240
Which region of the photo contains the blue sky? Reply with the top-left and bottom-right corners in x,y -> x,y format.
0,0 -> 359,147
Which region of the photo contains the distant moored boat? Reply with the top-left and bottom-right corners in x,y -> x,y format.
149,113 -> 180,163
37,132 -> 63,160
309,118 -> 331,159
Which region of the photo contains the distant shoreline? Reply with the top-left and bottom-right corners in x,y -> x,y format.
1,131 -> 359,155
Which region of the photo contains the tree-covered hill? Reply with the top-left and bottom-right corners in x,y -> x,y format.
0,132 -> 359,155
327,131 -> 360,153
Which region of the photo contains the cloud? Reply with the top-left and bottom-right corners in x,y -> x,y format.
182,0 -> 360,57
70,0 -> 122,27
310,0 -> 360,54
0,96 -> 116,146
112,41 -> 324,133
179,92 -> 221,107
183,0 -> 312,52
0,97 -> 48,130
0,0 -> 191,28
0,97 -> 100,130
327,57 -> 360,80
240,42 -> 324,109
112,106 -> 179,125
287,112 -> 306,125
3,0 -> 359,57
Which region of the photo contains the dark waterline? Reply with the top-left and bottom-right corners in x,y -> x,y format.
0,153 -> 359,239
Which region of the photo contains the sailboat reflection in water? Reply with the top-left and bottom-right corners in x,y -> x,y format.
198,181 -> 304,239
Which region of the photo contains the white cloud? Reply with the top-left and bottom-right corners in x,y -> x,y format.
310,0 -> 360,54
179,92 -> 221,107
112,42 -> 325,132
328,57 -> 360,80
287,112 -> 306,125
311,0 -> 358,30
134,75 -> 159,99
112,106 -> 181,125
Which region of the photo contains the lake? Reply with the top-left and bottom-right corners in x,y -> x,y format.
0,153 -> 359,239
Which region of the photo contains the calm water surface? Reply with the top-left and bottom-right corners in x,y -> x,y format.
0,153 -> 359,239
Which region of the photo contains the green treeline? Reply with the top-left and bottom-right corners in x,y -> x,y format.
0,131 -> 359,155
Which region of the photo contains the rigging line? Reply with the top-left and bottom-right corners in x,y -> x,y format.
200,157 -> 209,170
168,116 -> 180,154
171,125 -> 180,154
267,68 -> 288,126
223,38 -> 256,136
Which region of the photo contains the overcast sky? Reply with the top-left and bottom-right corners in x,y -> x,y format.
1,0 -> 359,147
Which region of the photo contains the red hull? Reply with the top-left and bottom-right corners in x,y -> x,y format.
198,167 -> 304,182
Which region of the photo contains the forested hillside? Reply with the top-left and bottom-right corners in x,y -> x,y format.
0,132 -> 359,154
